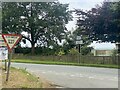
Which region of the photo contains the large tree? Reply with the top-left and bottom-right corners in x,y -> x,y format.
75,1 -> 120,43
2,2 -> 72,54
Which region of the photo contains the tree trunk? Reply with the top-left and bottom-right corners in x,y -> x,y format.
31,44 -> 35,55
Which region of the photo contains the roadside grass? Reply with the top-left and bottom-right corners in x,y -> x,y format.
11,59 -> 119,69
2,67 -> 42,88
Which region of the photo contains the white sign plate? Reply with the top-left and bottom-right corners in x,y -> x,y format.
0,47 -> 8,60
0,35 -> 6,46
76,40 -> 83,44
76,36 -> 81,40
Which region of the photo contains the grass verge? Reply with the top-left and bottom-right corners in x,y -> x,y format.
11,59 -> 119,69
2,67 -> 42,88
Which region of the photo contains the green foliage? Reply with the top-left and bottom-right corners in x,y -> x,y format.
75,2 -> 120,42
112,50 -> 118,56
57,48 -> 65,56
62,40 -> 76,54
81,46 -> 92,55
2,2 -> 73,54
15,47 -> 58,55
15,47 -> 31,54
68,48 -> 79,55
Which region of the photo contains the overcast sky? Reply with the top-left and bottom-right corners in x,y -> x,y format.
59,0 -> 104,10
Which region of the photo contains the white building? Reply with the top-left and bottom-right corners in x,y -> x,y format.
89,42 -> 116,56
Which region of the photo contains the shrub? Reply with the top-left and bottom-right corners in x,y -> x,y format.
68,48 -> 79,55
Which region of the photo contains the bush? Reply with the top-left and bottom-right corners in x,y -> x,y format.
81,46 -> 92,55
15,47 -> 31,54
68,48 -> 79,55
57,48 -> 65,56
15,47 -> 60,55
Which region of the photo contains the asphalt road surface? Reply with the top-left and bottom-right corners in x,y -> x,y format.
11,63 -> 118,88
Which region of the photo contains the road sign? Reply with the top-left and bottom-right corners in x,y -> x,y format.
76,36 -> 81,40
0,34 -> 6,46
2,34 -> 22,52
76,40 -> 83,45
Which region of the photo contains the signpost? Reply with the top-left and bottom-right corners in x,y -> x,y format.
76,36 -> 83,53
2,34 -> 22,81
76,36 -> 83,63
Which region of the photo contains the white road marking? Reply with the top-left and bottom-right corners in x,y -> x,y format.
42,71 -> 46,73
70,75 -> 75,77
79,75 -> 84,77
114,77 -> 117,79
55,73 -> 59,75
108,78 -> 118,81
88,76 -> 95,79
98,78 -> 104,80
48,71 -> 53,73
29,70 -> 118,82
56,86 -> 63,88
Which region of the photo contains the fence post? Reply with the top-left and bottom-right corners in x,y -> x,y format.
5,59 -> 7,71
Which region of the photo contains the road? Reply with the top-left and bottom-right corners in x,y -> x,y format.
11,63 -> 118,88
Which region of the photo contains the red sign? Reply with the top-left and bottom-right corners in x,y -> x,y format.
2,34 -> 22,52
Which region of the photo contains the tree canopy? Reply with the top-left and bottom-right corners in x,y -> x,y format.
75,1 -> 120,43
2,2 -> 72,54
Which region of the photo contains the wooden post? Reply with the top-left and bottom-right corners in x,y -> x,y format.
6,51 -> 12,81
5,59 -> 7,71
78,44 -> 81,64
